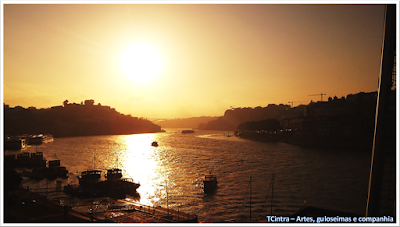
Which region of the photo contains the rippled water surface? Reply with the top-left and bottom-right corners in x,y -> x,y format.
10,129 -> 372,222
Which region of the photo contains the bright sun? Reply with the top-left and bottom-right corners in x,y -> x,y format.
120,43 -> 163,84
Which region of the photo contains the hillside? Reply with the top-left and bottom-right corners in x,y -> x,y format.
4,100 -> 164,137
154,116 -> 219,129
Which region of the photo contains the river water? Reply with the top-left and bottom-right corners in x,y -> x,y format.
7,129 -> 372,222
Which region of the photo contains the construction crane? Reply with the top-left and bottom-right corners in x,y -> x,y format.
309,93 -> 326,101
288,101 -> 305,108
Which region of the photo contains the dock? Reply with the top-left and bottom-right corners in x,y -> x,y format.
69,199 -> 198,223
4,187 -> 197,223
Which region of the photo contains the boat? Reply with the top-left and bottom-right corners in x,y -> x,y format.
151,141 -> 159,147
224,133 -> 232,137
4,137 -> 26,150
28,134 -> 53,145
21,158 -> 69,180
104,167 -> 140,192
203,174 -> 218,193
182,130 -> 194,134
65,167 -> 140,198
15,151 -> 47,168
30,151 -> 47,168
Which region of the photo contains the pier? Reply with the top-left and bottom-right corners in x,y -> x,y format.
68,199 -> 198,223
16,186 -> 197,223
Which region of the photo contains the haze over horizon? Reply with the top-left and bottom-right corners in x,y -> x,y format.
3,3 -> 390,119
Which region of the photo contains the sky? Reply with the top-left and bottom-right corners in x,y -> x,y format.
2,2 -> 395,119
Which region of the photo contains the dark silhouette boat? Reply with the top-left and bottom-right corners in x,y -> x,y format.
4,137 -> 26,150
151,141 -> 159,147
21,158 -> 69,180
64,168 -> 140,198
203,174 -> 218,193
182,130 -> 194,134
21,157 -> 69,180
28,134 -> 53,145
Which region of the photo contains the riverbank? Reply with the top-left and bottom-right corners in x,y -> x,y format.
235,131 -> 373,151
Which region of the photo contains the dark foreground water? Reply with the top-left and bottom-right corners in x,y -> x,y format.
7,129 -> 372,222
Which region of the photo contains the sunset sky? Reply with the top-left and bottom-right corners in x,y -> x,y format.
2,3 -> 394,119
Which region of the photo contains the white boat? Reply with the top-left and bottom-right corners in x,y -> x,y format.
28,134 -> 53,145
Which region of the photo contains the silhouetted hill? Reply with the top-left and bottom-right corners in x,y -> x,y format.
4,100 -> 164,138
154,117 -> 218,129
203,104 -> 290,130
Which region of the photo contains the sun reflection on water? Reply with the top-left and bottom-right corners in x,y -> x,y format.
120,134 -> 162,205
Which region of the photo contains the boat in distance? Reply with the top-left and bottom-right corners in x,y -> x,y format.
182,130 -> 195,134
28,134 -> 54,145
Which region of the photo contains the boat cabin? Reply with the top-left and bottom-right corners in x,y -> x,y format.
106,168 -> 123,181
78,170 -> 102,185
203,174 -> 218,193
204,175 -> 217,182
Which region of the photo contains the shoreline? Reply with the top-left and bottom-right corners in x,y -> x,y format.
235,131 -> 373,152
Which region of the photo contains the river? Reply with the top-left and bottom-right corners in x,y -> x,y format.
6,129 -> 372,222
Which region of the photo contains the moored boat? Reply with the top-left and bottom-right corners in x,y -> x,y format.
65,167 -> 140,198
28,134 -> 53,145
4,137 -> 26,150
15,152 -> 47,168
20,158 -> 69,180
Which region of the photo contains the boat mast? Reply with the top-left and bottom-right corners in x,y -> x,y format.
249,176 -> 252,220
271,173 -> 274,215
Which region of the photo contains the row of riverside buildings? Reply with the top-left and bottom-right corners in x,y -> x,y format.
279,91 -> 384,150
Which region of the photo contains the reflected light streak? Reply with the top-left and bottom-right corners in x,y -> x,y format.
121,134 -> 160,205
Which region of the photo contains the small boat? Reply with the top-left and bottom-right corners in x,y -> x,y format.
203,174 -> 218,193
182,130 -> 194,134
151,141 -> 159,147
28,134 -> 53,145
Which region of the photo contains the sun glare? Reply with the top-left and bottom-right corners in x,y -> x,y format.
120,43 -> 163,84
